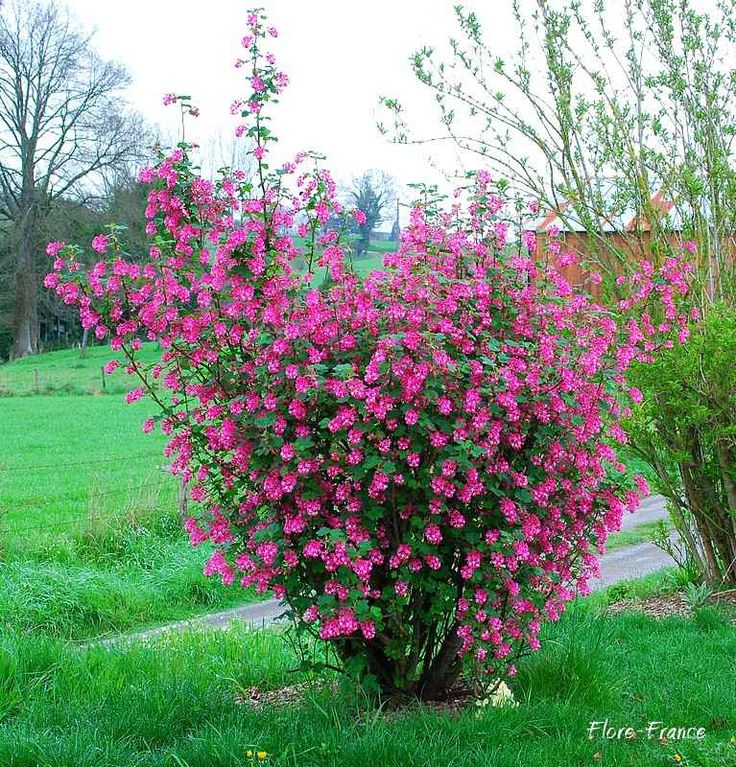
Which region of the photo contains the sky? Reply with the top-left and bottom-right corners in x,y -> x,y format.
59,1 -> 517,198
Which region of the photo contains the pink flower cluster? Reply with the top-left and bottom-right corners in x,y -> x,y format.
46,12 -> 693,690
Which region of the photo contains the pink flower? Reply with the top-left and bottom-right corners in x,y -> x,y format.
303,605 -> 319,623
424,523 -> 442,544
91,235 -> 109,254
360,621 -> 376,640
125,387 -> 144,404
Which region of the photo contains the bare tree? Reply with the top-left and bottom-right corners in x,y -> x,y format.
0,1 -> 148,357
347,170 -> 395,257
381,1 -> 736,299
201,128 -> 255,182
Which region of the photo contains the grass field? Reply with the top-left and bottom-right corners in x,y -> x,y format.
0,343 -> 161,395
606,519 -> 674,552
290,236 -> 390,288
0,348 -> 255,639
0,591 -> 733,766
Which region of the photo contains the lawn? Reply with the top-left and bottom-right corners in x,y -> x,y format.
606,519 -> 674,552
0,594 -> 733,766
290,236 -> 391,287
0,349 -> 255,639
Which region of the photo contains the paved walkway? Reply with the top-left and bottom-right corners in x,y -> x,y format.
100,495 -> 673,645
618,493 -> 669,530
593,537 -> 675,589
592,493 -> 673,589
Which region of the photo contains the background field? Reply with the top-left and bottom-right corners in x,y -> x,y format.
0,241 -> 391,640
0,347 -> 255,639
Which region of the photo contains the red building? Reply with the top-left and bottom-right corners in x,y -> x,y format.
533,189 -> 685,295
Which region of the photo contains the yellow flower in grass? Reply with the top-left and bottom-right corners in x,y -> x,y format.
246,751 -> 254,759
257,752 -> 268,761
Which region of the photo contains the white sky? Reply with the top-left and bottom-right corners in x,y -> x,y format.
60,1 -> 516,195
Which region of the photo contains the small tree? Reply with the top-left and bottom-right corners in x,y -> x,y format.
47,12 -> 692,699
347,171 -> 394,257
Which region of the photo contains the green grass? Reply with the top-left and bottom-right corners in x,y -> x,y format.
0,369 -> 255,639
290,236 -> 391,287
364,238 -> 400,254
291,236 -> 397,257
606,519 -> 674,552
0,602 -> 733,766
0,394 -> 170,541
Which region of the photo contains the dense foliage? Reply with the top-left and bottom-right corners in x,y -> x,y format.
627,304 -> 736,585
45,12 -> 692,698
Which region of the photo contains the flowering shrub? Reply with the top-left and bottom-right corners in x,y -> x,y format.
45,11 -> 693,699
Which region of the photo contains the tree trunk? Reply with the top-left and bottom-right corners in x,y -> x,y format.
11,193 -> 42,359
417,623 -> 463,700
12,260 -> 39,358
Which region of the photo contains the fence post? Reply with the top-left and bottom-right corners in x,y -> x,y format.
178,476 -> 188,523
100,366 -> 106,391
34,369 -> 39,394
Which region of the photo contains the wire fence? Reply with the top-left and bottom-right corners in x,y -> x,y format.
1,491 -> 178,539
0,366 -> 131,396
0,490 -> 189,541
1,479 -> 173,510
0,452 -> 164,473
0,357 -> 189,540
0,451 -> 190,538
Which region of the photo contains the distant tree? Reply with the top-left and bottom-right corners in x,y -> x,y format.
390,198 -> 400,243
202,129 -> 255,181
36,198 -> 101,352
102,174 -> 151,261
347,171 -> 394,257
0,1 -> 148,357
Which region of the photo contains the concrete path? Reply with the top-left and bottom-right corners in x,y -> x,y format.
618,493 -> 669,530
98,495 -> 674,645
590,494 -> 674,589
593,537 -> 675,589
109,599 -> 285,644
591,494 -> 674,589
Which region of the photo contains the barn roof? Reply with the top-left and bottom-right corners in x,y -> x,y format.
535,184 -> 679,234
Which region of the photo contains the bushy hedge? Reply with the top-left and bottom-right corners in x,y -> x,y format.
627,303 -> 736,586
